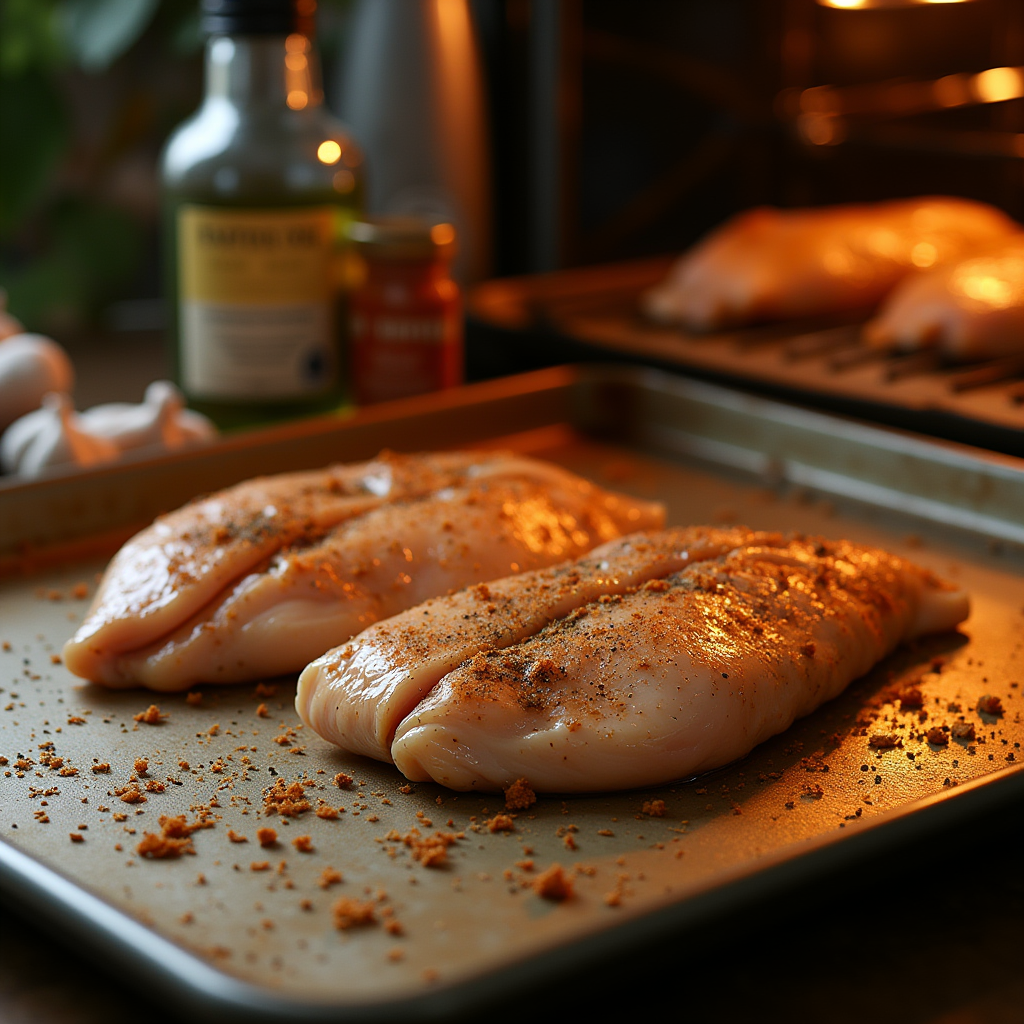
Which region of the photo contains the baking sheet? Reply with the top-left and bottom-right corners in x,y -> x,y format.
1,366 -> 1022,1022
467,258 -> 1024,455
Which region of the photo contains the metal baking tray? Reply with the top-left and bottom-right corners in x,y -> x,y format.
467,257 -> 1024,456
1,365 -> 1022,1023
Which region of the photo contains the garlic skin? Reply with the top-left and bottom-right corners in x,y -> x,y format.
1,381 -> 217,478
0,393 -> 118,477
78,381 -> 216,452
0,333 -> 76,433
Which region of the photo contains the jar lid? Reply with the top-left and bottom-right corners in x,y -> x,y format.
201,0 -> 308,36
346,218 -> 457,261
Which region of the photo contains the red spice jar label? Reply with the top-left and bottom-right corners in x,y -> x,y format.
346,219 -> 463,405
350,296 -> 462,405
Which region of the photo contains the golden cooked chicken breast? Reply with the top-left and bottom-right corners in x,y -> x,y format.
297,527 -> 969,792
865,237 -> 1024,361
63,451 -> 664,689
643,198 -> 1018,331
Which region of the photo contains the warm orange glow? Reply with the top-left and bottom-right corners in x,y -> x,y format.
332,169 -> 355,194
287,90 -> 308,110
798,113 -> 843,146
285,34 -> 307,53
430,223 -> 456,246
317,140 -> 342,164
910,242 -> 938,268
816,0 -> 973,6
971,67 -> 1024,104
799,86 -> 839,115
933,73 -> 971,108
286,52 -> 307,71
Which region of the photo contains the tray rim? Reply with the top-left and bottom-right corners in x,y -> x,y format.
5,363 -> 1024,562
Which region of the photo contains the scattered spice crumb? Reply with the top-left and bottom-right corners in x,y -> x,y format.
332,897 -> 377,930
256,827 -> 278,847
503,778 -> 536,811
952,720 -> 976,741
133,705 -> 165,725
486,813 -> 515,833
263,779 -> 310,817
641,799 -> 666,817
319,867 -> 344,889
292,835 -> 314,853
227,830 -> 248,844
977,695 -> 1004,716
869,732 -> 901,749
926,727 -> 949,746
532,864 -> 573,901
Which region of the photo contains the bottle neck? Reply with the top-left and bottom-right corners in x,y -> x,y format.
204,33 -> 323,112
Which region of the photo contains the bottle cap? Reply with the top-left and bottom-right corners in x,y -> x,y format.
201,0 -> 310,36
347,218 -> 458,261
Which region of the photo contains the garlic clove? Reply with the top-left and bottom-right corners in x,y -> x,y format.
1,392 -> 118,478
0,334 -> 76,433
78,380 -> 217,452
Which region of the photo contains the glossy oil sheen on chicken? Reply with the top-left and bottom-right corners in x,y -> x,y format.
297,527 -> 969,792
865,237 -> 1024,361
642,198 -> 1018,331
63,451 -> 665,689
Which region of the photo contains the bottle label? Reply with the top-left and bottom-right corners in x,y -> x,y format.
178,205 -> 338,399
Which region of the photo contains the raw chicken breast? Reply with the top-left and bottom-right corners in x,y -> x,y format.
63,451 -> 664,689
865,238 -> 1024,361
642,198 -> 1018,331
298,527 -> 969,792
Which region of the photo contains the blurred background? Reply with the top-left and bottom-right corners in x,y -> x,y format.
2,0 -> 1023,337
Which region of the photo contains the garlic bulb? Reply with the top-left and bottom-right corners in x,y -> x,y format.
0,393 -> 118,477
78,380 -> 216,451
1,381 -> 217,478
0,333 -> 75,433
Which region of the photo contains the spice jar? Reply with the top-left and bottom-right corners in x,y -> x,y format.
348,219 -> 462,404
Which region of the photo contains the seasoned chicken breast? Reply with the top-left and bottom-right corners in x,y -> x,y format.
643,198 -> 1018,331
865,237 -> 1024,361
63,451 -> 664,689
297,527 -> 969,792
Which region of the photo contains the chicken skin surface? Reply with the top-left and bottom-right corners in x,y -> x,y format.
865,237 -> 1024,361
298,527 -> 968,792
63,451 -> 664,689
643,198 -> 1018,331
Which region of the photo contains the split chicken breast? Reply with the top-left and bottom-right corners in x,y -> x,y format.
298,526 -> 969,792
63,451 -> 664,689
865,237 -> 1024,361
643,197 -> 1018,331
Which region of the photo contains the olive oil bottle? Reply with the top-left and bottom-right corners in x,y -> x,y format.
161,0 -> 363,429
